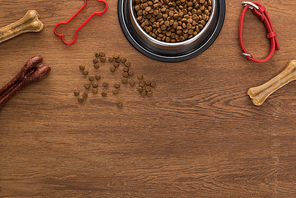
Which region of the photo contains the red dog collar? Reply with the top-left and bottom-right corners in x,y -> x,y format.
239,1 -> 280,63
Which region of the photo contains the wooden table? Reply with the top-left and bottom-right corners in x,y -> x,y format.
1,0 -> 296,197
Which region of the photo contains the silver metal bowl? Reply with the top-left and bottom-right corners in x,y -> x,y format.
118,0 -> 225,62
129,0 -> 216,55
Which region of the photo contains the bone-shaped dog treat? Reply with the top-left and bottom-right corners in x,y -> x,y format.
0,56 -> 51,110
0,10 -> 44,44
248,60 -> 296,106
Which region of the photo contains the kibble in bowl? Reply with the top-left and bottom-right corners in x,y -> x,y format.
118,0 -> 225,62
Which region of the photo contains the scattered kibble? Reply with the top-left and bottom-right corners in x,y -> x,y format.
100,51 -> 106,57
147,91 -> 153,97
146,80 -> 151,86
74,90 -> 80,96
92,82 -> 98,88
100,56 -> 107,62
115,58 -> 121,63
129,80 -> 135,86
79,65 -> 85,70
125,61 -> 131,67
137,74 -> 143,80
95,52 -> 100,57
113,62 -> 119,68
110,66 -> 116,72
116,102 -> 123,107
139,81 -> 145,87
123,67 -> 129,72
84,83 -> 91,89
94,63 -> 100,69
102,82 -> 109,87
92,88 -> 98,94
78,96 -> 84,102
114,53 -> 120,59
141,90 -> 146,97
121,57 -> 127,63
123,72 -> 129,78
114,83 -> 120,88
137,87 -> 143,92
82,70 -> 89,75
89,75 -> 95,81
128,70 -> 134,76
146,86 -> 151,92
151,81 -> 156,87
101,91 -> 108,97
82,92 -> 88,99
93,58 -> 98,64
95,74 -> 101,80
122,77 -> 128,84
109,56 -> 114,62
112,88 -> 119,95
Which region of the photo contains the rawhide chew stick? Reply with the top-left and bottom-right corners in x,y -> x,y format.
0,10 -> 44,44
248,60 -> 296,106
0,55 -> 51,110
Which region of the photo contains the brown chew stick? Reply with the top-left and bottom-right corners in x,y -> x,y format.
248,60 -> 296,106
0,10 -> 44,44
0,55 -> 51,109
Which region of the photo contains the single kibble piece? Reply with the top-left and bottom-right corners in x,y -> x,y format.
114,53 -> 120,59
125,61 -> 131,67
137,74 -> 143,80
114,82 -> 121,88
115,58 -> 121,63
128,70 -> 134,76
102,82 -> 109,87
113,62 -> 119,68
123,67 -> 129,72
145,80 -> 151,86
146,86 -> 151,92
74,90 -> 80,96
93,58 -> 99,64
92,82 -> 98,88
122,77 -> 128,84
129,80 -> 135,86
82,70 -> 89,75
101,91 -> 108,97
94,63 -> 100,69
92,88 -> 98,94
141,90 -> 147,97
139,81 -> 145,87
123,72 -> 129,78
78,96 -> 84,103
116,102 -> 123,107
137,87 -> 143,92
79,65 -> 85,71
112,88 -> 119,95
82,92 -> 88,99
89,75 -> 95,81
100,56 -> 107,62
110,66 -> 116,72
147,91 -> 153,97
100,51 -> 106,57
95,52 -> 100,57
109,56 -> 114,62
121,57 -> 127,63
95,74 -> 101,80
150,81 -> 156,87
84,83 -> 91,89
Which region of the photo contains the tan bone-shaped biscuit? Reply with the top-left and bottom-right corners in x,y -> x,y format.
248,60 -> 296,106
0,10 -> 44,44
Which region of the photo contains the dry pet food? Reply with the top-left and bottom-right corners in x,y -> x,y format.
89,75 -> 95,81
133,0 -> 212,43
102,82 -> 109,87
95,74 -> 101,80
100,56 -> 107,62
121,57 -> 127,63
123,67 -> 129,72
92,88 -> 98,94
114,53 -> 120,59
115,58 -> 121,63
93,58 -> 98,64
92,82 -> 98,88
114,62 -> 119,68
82,70 -> 89,75
110,66 -> 116,72
100,51 -> 106,57
101,91 -> 108,97
94,63 -> 100,69
123,72 -> 129,78
109,56 -> 114,62
82,92 -> 88,99
112,88 -> 119,95
79,65 -> 85,70
74,90 -> 80,96
128,70 -> 134,76
78,96 -> 84,102
151,81 -> 156,87
147,91 -> 153,97
129,79 -> 136,86
84,83 -> 91,89
137,87 -> 143,92
114,82 -> 121,88
137,74 -> 143,80
125,61 -> 131,67
139,81 -> 145,87
116,102 -> 123,107
122,77 -> 128,84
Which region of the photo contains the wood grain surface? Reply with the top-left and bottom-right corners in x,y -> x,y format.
1,0 -> 296,197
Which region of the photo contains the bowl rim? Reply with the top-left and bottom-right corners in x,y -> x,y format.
129,0 -> 216,47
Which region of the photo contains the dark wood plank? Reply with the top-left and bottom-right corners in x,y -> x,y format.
0,0 -> 296,197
